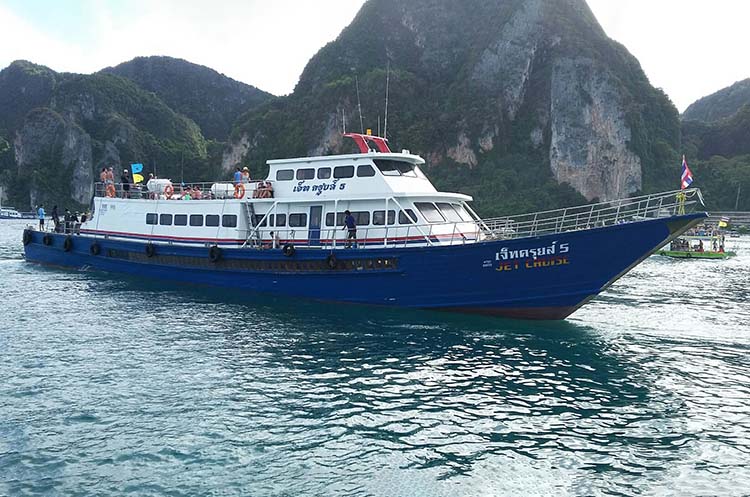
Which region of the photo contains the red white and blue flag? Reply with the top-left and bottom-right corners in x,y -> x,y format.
680,155 -> 694,190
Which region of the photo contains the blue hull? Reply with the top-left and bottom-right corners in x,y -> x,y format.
22,213 -> 704,319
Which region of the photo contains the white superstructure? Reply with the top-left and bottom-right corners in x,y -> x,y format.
81,135 -> 484,249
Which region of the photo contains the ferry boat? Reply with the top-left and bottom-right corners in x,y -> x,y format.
22,133 -> 707,320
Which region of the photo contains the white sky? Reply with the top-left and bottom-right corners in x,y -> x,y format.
1,0 -> 748,111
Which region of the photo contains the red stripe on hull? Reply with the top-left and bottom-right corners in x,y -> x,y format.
439,305 -> 578,320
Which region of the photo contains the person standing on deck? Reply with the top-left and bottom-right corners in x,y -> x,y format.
51,205 -> 60,232
241,166 -> 250,183
121,170 -> 131,198
233,167 -> 242,185
37,205 -> 45,231
343,210 -> 357,248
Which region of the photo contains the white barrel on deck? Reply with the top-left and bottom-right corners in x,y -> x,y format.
147,179 -> 173,194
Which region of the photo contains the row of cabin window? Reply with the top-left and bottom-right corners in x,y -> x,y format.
252,209 -> 419,228
146,213 -> 238,228
276,164 -> 375,182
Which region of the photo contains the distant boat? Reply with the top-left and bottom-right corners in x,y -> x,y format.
22,133 -> 707,320
0,207 -> 22,219
656,232 -> 736,259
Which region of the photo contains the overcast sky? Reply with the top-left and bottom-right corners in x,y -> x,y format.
1,0 -> 748,111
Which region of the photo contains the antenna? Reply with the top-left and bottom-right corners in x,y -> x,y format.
342,108 -> 346,134
355,74 -> 364,133
378,115 -> 381,137
384,60 -> 390,140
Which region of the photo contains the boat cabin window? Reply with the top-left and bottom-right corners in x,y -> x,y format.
253,215 -> 268,227
436,203 -> 463,223
222,214 -> 237,228
374,159 -> 418,177
146,213 -> 157,225
325,211 -> 370,227
415,202 -> 445,223
289,213 -> 307,227
276,169 -> 294,181
317,167 -> 331,179
357,165 -> 376,177
373,210 -> 396,225
160,214 -> 173,226
398,209 -> 418,225
174,214 -> 188,226
206,215 -> 220,227
190,215 -> 203,227
296,168 -> 315,180
451,203 -> 473,222
275,214 -> 286,227
333,165 -> 354,179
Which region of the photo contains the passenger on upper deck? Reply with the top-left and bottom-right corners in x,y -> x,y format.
121,170 -> 131,198
233,167 -> 242,185
241,166 -> 251,183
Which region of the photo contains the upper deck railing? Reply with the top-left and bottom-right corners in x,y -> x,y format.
480,188 -> 704,240
94,180 -> 272,200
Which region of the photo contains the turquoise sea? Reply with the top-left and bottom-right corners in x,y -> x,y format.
1,219 -> 749,496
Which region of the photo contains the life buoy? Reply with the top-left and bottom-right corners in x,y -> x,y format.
282,243 -> 296,257
209,245 -> 222,262
164,184 -> 174,198
43,234 -> 53,246
22,229 -> 32,246
63,236 -> 73,252
145,243 -> 156,258
326,253 -> 337,269
234,183 -> 245,199
105,183 -> 116,198
90,242 -> 101,255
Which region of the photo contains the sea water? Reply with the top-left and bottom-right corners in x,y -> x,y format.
1,220 -> 749,497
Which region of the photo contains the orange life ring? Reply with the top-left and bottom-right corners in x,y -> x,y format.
105,184 -> 116,198
164,184 -> 174,197
234,183 -> 246,199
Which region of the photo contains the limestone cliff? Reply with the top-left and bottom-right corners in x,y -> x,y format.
228,0 -> 680,213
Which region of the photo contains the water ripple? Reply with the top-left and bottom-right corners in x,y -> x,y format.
1,221 -> 750,496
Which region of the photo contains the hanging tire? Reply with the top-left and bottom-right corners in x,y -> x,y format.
22,229 -> 32,246
90,242 -> 101,256
63,236 -> 73,252
282,243 -> 295,257
326,253 -> 337,269
43,234 -> 53,246
209,245 -> 222,263
145,243 -> 156,258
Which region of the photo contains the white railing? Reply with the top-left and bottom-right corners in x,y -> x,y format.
481,188 -> 704,240
243,189 -> 704,249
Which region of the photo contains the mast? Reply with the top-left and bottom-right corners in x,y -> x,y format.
384,60 -> 390,140
355,75 -> 364,134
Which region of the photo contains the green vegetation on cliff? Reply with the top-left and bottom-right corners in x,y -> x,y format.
103,56 -> 274,140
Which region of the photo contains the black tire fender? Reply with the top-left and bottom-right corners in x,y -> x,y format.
90,243 -> 101,256
326,253 -> 337,269
63,236 -> 73,252
209,245 -> 222,263
282,243 -> 296,257
145,242 -> 156,258
22,229 -> 33,246
43,234 -> 53,246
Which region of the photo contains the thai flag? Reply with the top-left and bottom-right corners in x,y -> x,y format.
680,155 -> 693,190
